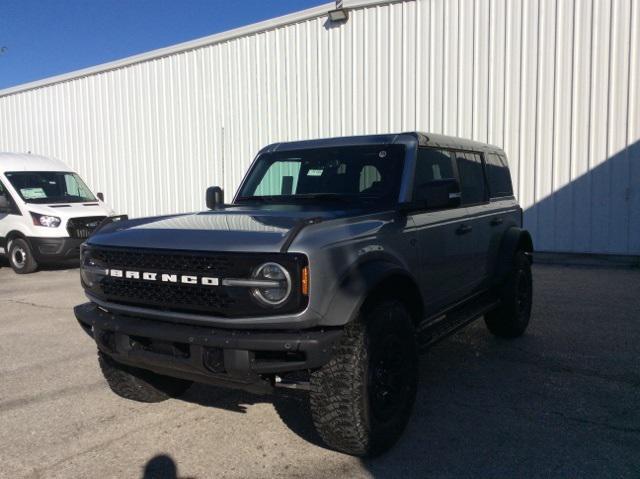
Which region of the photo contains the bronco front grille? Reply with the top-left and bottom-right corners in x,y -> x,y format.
85,246 -> 308,318
101,279 -> 236,312
67,216 -> 107,239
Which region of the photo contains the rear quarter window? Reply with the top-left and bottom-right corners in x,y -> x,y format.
485,153 -> 514,198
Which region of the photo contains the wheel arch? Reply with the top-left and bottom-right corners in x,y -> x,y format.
5,230 -> 28,249
494,227 -> 534,286
322,259 -> 424,327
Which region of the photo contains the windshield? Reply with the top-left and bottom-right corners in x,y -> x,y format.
236,145 -> 405,208
5,171 -> 97,204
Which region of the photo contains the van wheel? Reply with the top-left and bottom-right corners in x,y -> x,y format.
309,300 -> 418,457
9,238 -> 38,274
98,352 -> 192,403
485,249 -> 533,338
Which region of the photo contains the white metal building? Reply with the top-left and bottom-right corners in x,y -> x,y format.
0,0 -> 638,255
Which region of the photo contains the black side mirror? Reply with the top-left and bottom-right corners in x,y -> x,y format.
420,178 -> 461,210
0,194 -> 8,211
97,192 -> 105,202
206,186 -> 224,210
398,178 -> 462,213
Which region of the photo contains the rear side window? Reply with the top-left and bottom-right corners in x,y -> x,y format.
456,152 -> 487,205
413,148 -> 456,202
485,153 -> 514,198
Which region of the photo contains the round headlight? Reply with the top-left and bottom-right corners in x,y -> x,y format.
251,262 -> 291,306
80,250 -> 108,289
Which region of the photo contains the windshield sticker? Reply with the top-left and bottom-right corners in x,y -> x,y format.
20,187 -> 47,199
379,150 -> 387,158
307,169 -> 324,176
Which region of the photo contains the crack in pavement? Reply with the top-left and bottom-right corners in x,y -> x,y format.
25,407 -> 208,479
0,299 -> 71,311
0,381 -> 106,414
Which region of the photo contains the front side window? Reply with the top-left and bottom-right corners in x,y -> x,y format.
413,148 -> 456,203
5,171 -> 96,204
0,179 -> 20,214
456,152 -> 487,205
237,145 -> 405,209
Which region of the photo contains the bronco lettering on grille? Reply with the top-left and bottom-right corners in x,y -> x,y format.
108,269 -> 219,286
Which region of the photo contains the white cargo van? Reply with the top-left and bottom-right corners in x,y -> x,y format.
0,153 -> 114,273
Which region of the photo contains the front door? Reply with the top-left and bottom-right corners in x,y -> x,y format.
411,147 -> 477,315
0,179 -> 23,254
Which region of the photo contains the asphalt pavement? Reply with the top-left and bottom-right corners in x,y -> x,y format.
0,261 -> 638,478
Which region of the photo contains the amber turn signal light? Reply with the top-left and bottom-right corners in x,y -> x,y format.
301,266 -> 309,296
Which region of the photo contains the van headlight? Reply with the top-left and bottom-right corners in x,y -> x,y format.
30,212 -> 61,228
250,262 -> 291,306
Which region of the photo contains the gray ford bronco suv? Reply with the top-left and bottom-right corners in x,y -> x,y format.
75,132 -> 533,456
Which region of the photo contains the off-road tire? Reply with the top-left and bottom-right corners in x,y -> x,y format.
98,351 -> 192,403
8,238 -> 38,274
485,249 -> 533,338
309,300 -> 418,457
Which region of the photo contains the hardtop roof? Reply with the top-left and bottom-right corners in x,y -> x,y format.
261,132 -> 506,155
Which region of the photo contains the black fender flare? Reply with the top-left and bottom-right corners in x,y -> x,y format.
494,227 -> 534,286
322,259 -> 423,327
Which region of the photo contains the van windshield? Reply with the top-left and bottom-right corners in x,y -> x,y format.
5,171 -> 97,204
236,145 -> 405,208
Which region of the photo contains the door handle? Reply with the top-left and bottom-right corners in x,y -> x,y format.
490,217 -> 503,226
456,224 -> 473,235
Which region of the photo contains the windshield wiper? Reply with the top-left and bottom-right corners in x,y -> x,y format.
235,195 -> 270,203
289,193 -> 353,203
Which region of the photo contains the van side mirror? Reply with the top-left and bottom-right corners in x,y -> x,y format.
0,194 -> 9,212
206,186 -> 224,210
97,192 -> 105,202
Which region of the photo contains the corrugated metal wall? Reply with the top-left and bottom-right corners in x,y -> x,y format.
0,0 -> 638,255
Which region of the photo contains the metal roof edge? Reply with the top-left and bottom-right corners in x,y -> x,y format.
0,0 -> 403,99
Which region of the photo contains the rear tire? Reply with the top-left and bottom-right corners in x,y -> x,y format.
98,352 -> 192,403
485,249 -> 533,338
9,238 -> 38,274
309,300 -> 418,457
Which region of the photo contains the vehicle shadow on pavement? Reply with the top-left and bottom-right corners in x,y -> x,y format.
0,256 -> 78,272
361,322 -> 640,477
180,383 -> 325,448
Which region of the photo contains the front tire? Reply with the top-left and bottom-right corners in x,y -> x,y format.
309,300 -> 418,457
9,238 -> 38,274
98,352 -> 192,403
485,249 -> 533,338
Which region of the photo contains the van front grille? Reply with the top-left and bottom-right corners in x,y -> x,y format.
67,216 -> 107,239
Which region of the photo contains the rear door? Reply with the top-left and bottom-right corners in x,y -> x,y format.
453,151 -> 491,291
482,152 -> 519,278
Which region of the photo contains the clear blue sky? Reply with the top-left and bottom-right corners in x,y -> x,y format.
0,0 -> 327,90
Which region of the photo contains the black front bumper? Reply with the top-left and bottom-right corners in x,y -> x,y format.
29,237 -> 83,262
74,302 -> 342,394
